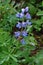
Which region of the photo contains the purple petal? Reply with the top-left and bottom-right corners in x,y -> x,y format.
16,22 -> 21,28
20,39 -> 26,44
26,20 -> 32,25
20,13 -> 24,18
25,7 -> 29,12
22,22 -> 27,27
26,13 -> 31,19
21,8 -> 25,13
21,7 -> 29,13
16,12 -> 20,18
14,31 -> 21,37
22,31 -> 28,37
16,13 -> 24,18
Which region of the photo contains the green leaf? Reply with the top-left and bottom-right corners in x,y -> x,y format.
26,25 -> 32,32
34,50 -> 43,65
28,4 -> 37,15
0,29 -> 11,46
24,35 -> 37,46
29,0 -> 36,4
0,51 -> 9,65
42,1 -> 43,7
37,10 -> 43,16
32,19 -> 43,31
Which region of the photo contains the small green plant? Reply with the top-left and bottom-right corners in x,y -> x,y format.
0,0 -> 43,65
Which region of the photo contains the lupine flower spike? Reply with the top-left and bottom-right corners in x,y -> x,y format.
14,7 -> 32,44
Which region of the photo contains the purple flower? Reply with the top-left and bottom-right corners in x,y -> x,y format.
22,22 -> 27,27
16,12 -> 24,18
26,20 -> 32,25
26,13 -> 31,19
20,13 -> 24,18
16,13 -> 20,18
25,7 -> 29,12
20,39 -> 26,44
14,31 -> 21,37
21,7 -> 29,13
21,8 -> 25,13
22,31 -> 28,37
16,22 -> 21,28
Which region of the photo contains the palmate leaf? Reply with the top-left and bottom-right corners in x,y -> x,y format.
0,32 -> 18,65
0,2 -> 18,31
14,44 -> 35,64
34,50 -> 43,65
32,18 -> 43,31
24,35 -> 37,46
37,10 -> 43,16
1,58 -> 19,65
0,48 -> 18,65
0,51 -> 9,65
0,28 -> 11,46
26,25 -> 32,32
25,49 -> 43,65
28,4 -> 37,15
0,29 -> 11,64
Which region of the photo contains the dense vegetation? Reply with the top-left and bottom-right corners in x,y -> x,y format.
0,0 -> 43,65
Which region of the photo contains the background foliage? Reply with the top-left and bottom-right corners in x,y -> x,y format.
0,0 -> 43,65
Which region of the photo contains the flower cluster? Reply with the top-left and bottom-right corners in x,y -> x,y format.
16,20 -> 32,29
14,7 -> 32,44
14,31 -> 28,38
16,7 -> 31,19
